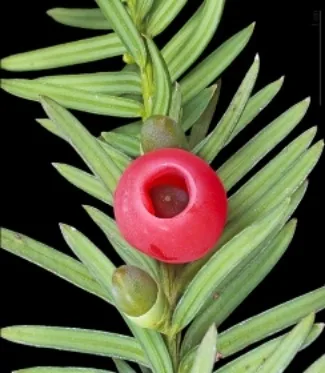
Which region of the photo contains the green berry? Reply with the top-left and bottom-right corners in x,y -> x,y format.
141,115 -> 188,153
112,265 -> 158,317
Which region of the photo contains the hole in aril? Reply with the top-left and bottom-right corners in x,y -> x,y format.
143,168 -> 190,219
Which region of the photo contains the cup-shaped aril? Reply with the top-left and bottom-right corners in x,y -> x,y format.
112,265 -> 168,330
114,148 -> 227,264
140,115 -> 188,153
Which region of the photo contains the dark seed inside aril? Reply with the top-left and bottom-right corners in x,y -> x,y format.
149,185 -> 189,218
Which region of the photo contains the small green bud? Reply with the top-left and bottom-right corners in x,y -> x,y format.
141,115 -> 189,153
112,265 -> 158,317
123,53 -> 135,64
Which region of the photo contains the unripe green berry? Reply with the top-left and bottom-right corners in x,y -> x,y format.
141,115 -> 188,153
112,265 -> 158,317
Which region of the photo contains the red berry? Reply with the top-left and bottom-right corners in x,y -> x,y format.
114,148 -> 227,264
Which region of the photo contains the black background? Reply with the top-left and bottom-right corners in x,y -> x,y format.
0,1 -> 324,372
